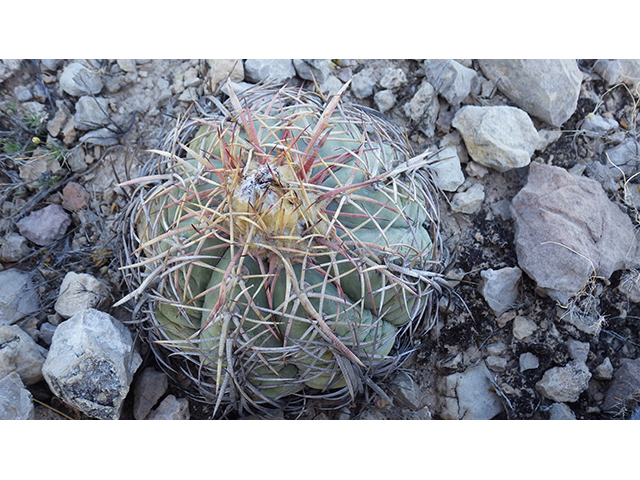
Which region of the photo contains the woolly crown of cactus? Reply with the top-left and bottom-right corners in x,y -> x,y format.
117,83 -> 447,416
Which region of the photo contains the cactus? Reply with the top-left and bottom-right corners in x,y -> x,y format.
117,83 -> 446,415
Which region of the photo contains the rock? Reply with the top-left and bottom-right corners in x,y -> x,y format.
428,146 -> 465,192
38,322 -> 57,346
450,183 -> 485,214
581,113 -> 619,136
318,75 -> 343,95
147,395 -> 190,420
485,356 -> 507,373
403,80 -> 439,138
593,357 -> 614,381
14,85 -> 33,102
465,161 -> 490,179
511,162 -> 640,304
61,182 -> 90,212
182,67 -> 202,88
177,86 -> 198,103
593,59 -> 640,88
602,357 -> 640,414
423,59 -> 479,105
619,270 -> 640,303
0,233 -> 31,262
379,67 -> 407,89
565,339 -> 590,363
221,81 -> 254,97
479,266 -> 522,316
0,59 -> 22,83
54,272 -> 110,318
602,137 -> 640,181
42,308 -> 142,420
116,59 -> 136,73
0,324 -> 48,385
40,59 -> 62,71
549,402 -> 576,420
477,59 -> 582,127
293,59 -> 333,83
78,128 -> 119,146
439,364 -> 504,420
0,372 -> 34,420
133,367 -> 169,420
65,148 -> 88,173
536,128 -> 563,152
244,59 -> 295,84
452,105 -> 539,172
16,204 -> 71,246
0,269 -> 40,326
18,148 -> 63,184
373,89 -> 396,113
512,315 -> 537,340
47,106 -> 69,137
536,360 -> 591,403
74,96 -> 111,130
519,352 -> 540,372
388,371 -> 423,410
350,68 -> 376,99
60,62 -> 104,97
207,59 -> 244,91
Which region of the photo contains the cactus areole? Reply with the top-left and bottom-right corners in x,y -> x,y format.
118,83 -> 445,415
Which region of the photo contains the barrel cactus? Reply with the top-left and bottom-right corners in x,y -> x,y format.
117,83 -> 446,416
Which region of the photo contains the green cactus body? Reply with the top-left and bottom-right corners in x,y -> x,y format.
122,85 -> 442,410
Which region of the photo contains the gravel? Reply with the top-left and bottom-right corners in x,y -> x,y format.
1,58 -> 639,420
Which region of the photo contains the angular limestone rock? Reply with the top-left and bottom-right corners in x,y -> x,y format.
477,59 -> 582,127
0,324 -> 48,385
479,266 -> 522,316
16,204 -> 71,246
0,269 -> 40,326
54,271 -> 110,319
42,308 -> 142,420
452,105 -> 539,172
511,162 -> 640,304
536,360 -> 591,403
0,372 -> 35,420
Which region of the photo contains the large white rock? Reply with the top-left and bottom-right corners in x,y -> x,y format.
477,59 -> 582,127
452,105 -> 539,172
42,308 -> 142,420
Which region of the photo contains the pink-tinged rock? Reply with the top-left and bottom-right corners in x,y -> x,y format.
16,204 -> 71,246
511,162 -> 640,304
61,182 -> 90,212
